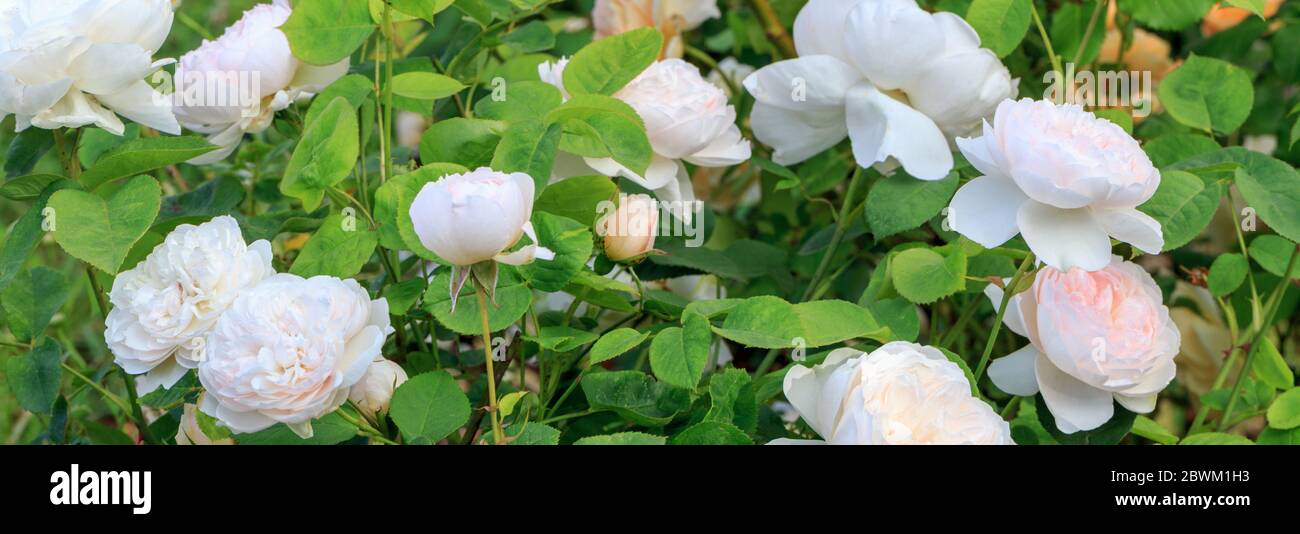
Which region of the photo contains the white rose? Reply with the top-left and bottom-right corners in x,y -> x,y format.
0,0 -> 180,135
599,193 -> 658,261
173,0 -> 348,164
408,167 -> 553,267
948,98 -> 1163,271
348,358 -> 408,415
592,0 -> 721,58
986,256 -> 1178,433
175,402 -> 234,445
742,0 -> 1013,180
777,341 -> 1013,445
106,215 -> 273,393
197,273 -> 394,438
540,58 -> 751,215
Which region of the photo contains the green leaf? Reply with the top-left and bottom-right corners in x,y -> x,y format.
289,212 -> 378,278
4,128 -> 53,178
715,296 -> 890,348
534,175 -> 618,227
382,278 -> 426,315
1137,170 -> 1221,251
281,97 -> 359,211
891,246 -> 968,304
864,170 -> 958,239
1050,1 -> 1107,66
424,266 -> 533,335
964,0 -> 1031,58
518,212 -> 592,291
490,118 -> 562,192
1036,396 -> 1135,444
669,421 -> 752,445
1142,134 -> 1220,169
391,72 -> 465,101
390,371 -> 471,442
1157,55 -> 1254,134
0,174 -> 61,202
389,0 -> 455,23
234,411 -> 357,445
1252,338 -> 1293,391
1257,426 -> 1300,444
419,118 -> 503,170
49,175 -> 161,274
304,74 -> 375,127
1274,24 -> 1300,84
0,267 -> 70,342
4,338 -> 62,414
1248,234 -> 1299,279
562,27 -> 662,96
1224,0 -> 1267,17
1118,0 -> 1216,31
524,326 -> 598,352
704,368 -> 757,433
573,432 -> 666,445
866,298 -> 920,342
1172,147 -> 1300,244
649,311 -> 712,389
281,0 -> 374,65
474,81 -> 564,123
79,136 -> 217,190
547,95 -> 653,177
1207,253 -> 1249,297
505,422 -> 560,445
580,370 -> 690,426
1267,388 -> 1300,430
0,180 -> 74,292
1179,432 -> 1255,445
587,328 -> 650,365
1131,415 -> 1180,445
154,175 -> 245,232
502,20 -> 556,53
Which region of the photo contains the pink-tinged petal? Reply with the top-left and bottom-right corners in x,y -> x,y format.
1016,201 -> 1112,271
749,101 -> 846,166
845,83 -> 952,180
1035,351 -> 1115,433
955,129 -> 1006,179
1096,207 -> 1164,254
949,175 -> 1028,248
983,281 -> 1032,339
988,344 -> 1041,396
684,125 -> 751,168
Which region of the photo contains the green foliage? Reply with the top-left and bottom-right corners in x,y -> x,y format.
49,175 -> 161,274
390,371 -> 472,442
964,0 -> 1031,58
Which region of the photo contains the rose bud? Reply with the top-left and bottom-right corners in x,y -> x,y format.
599,194 -> 659,261
349,358 -> 408,415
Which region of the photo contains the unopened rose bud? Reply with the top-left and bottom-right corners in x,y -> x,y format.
349,359 -> 409,415
176,403 -> 234,445
600,194 -> 658,261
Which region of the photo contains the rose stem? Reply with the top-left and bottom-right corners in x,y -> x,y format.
476,283 -> 504,444
972,253 -> 1036,385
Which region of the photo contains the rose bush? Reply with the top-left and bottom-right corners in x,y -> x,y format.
1,0 -> 1298,447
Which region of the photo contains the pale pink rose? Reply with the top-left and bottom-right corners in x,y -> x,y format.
599,193 -> 658,261
986,256 -> 1179,433
949,98 -> 1163,271
592,0 -> 720,58
775,342 -> 1013,445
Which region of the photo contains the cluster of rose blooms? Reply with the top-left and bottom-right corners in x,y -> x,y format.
0,0 -> 1192,444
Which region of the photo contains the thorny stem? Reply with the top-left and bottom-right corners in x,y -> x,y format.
973,253 -> 1036,384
